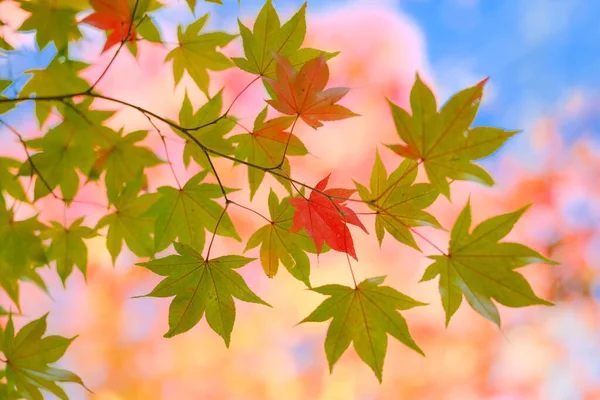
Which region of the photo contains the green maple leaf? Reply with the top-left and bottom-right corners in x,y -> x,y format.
165,14 -> 236,96
39,218 -> 96,285
244,190 -> 317,286
386,75 -> 519,198
20,57 -> 89,126
130,0 -> 164,44
231,107 -> 307,199
91,129 -> 162,205
300,276 -> 425,382
0,158 -> 28,208
177,90 -> 235,171
1,314 -> 90,400
55,98 -> 119,149
144,171 -> 240,253
0,259 -> 47,312
96,176 -> 159,263
17,0 -> 86,52
233,0 -> 336,78
355,150 -> 441,250
0,208 -> 46,272
18,117 -> 99,203
420,200 -> 558,327
137,242 -> 270,343
0,208 -> 47,307
1,80 -> 16,115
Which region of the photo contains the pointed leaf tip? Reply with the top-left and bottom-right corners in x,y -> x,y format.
477,77 -> 490,88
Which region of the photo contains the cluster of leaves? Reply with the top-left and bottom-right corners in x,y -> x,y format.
0,0 -> 557,395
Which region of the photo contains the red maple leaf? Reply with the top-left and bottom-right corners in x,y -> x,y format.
81,0 -> 136,53
264,54 -> 358,129
288,175 -> 367,260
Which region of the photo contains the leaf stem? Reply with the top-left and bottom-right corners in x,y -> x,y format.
206,203 -> 229,261
204,150 -> 228,201
268,115 -> 299,170
142,111 -> 181,189
409,227 -> 448,256
228,200 -> 272,223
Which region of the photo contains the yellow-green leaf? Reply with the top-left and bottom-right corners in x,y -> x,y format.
137,243 -> 270,344
354,150 -> 441,250
386,76 -> 519,198
244,190 -> 317,286
232,0 -> 335,78
165,14 -> 236,96
2,314 -> 89,399
300,276 -> 425,382
144,171 -> 240,253
421,200 -> 558,327
39,218 -> 96,285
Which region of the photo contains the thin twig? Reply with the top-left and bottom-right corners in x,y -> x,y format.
229,200 -> 272,223
87,0 -> 141,92
142,111 -> 181,189
205,203 -> 229,260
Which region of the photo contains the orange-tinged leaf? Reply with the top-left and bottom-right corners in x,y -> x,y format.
81,0 -> 136,53
288,175 -> 367,260
264,54 -> 358,129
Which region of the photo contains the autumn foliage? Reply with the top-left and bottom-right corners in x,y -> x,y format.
0,0 -> 560,397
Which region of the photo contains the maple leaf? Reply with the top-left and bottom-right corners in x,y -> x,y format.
1,314 -> 90,399
39,218 -> 96,285
59,98 -> 118,144
176,90 -> 235,171
96,176 -> 159,263
165,14 -> 236,96
0,208 -> 46,274
18,116 -> 100,203
289,175 -> 367,260
17,0 -> 87,52
420,200 -> 558,327
0,208 -> 48,309
0,260 -> 47,313
90,129 -> 162,205
0,207 -> 48,309
20,57 -> 89,126
233,0 -> 336,78
0,158 -> 28,208
386,75 -> 519,198
244,190 -> 319,286
354,150 -> 441,250
264,54 -> 358,129
231,107 -> 307,199
144,171 -> 240,253
81,0 -> 136,53
300,276 -> 425,382
137,243 -> 270,343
